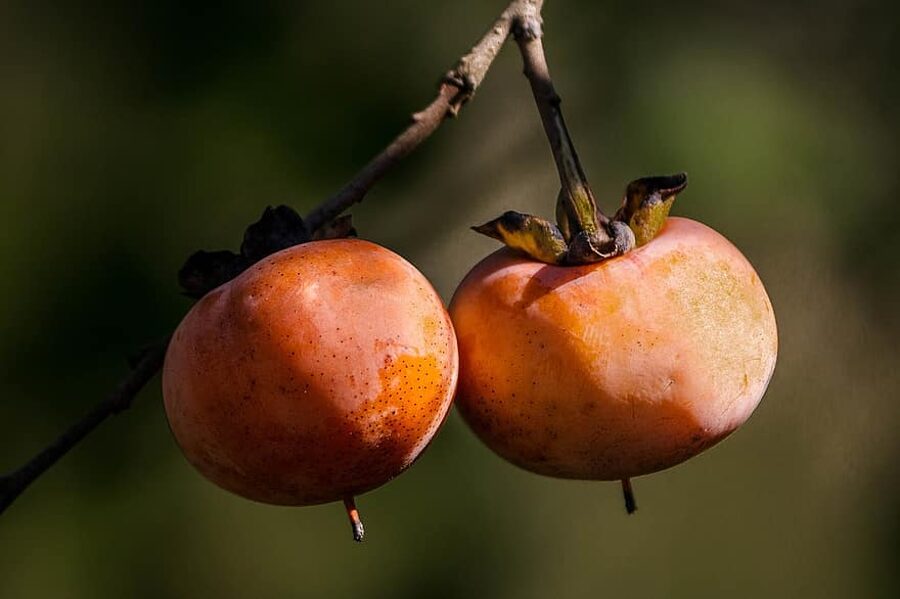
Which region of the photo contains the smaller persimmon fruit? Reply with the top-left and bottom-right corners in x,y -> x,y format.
163,238 -> 458,540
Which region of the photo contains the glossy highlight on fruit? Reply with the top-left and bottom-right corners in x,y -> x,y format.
450,217 -> 777,481
163,239 -> 458,507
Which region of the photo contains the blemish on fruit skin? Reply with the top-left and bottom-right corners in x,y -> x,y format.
349,353 -> 451,468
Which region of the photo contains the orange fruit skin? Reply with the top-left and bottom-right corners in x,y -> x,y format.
450,217 -> 777,480
163,239 -> 458,505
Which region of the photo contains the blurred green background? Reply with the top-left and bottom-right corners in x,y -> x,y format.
2,1 -> 898,597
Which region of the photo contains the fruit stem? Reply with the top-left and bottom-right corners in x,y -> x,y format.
512,13 -> 611,244
621,478 -> 637,515
344,496 -> 365,542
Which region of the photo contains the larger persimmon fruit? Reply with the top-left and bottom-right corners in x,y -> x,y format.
163,238 -> 458,539
451,216 -> 777,495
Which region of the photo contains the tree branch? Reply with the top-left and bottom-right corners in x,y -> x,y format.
304,0 -> 544,233
0,0 -> 545,516
0,338 -> 169,514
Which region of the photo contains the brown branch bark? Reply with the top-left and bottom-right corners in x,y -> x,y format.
0,338 -> 169,514
512,9 -> 613,238
304,0 -> 544,233
0,0 -> 545,516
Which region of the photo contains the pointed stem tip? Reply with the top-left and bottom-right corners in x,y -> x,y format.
343,496 -> 365,542
621,478 -> 637,515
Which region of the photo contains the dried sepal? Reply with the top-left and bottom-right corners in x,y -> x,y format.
178,250 -> 249,299
614,173 -> 688,247
472,211 -> 568,265
240,205 -> 310,261
312,214 -> 357,241
178,205 -> 357,299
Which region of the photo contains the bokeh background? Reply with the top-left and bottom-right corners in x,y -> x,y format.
2,1 -> 898,597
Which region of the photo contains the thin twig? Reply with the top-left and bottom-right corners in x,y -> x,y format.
512,9 -> 612,234
0,0 -> 545,516
304,0 -> 544,233
0,338 -> 169,514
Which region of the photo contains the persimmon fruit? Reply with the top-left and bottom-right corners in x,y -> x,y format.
163,238 -> 458,540
451,216 -> 777,506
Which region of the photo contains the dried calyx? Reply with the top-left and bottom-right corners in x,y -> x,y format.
178,206 -> 356,299
474,12 -> 688,266
473,173 -> 689,266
